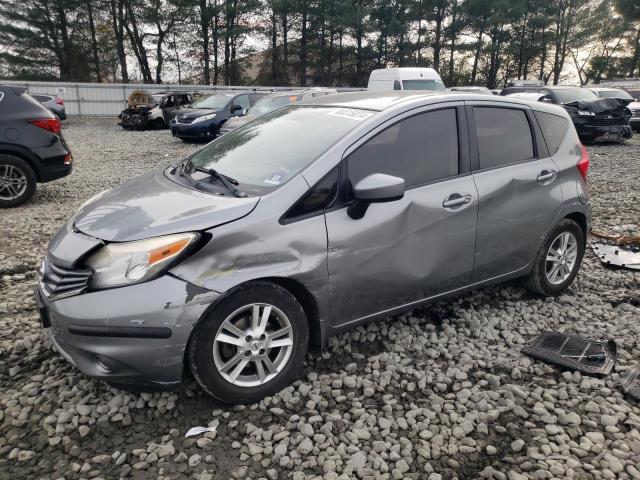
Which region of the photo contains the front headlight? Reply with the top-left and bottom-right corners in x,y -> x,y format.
192,113 -> 217,124
84,233 -> 199,289
577,109 -> 595,116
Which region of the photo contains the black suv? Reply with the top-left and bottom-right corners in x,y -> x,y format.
0,85 -> 72,207
170,91 -> 266,142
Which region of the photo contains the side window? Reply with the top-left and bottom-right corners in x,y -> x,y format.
393,80 -> 401,90
163,95 -> 176,107
234,94 -> 250,111
348,109 -> 459,188
283,167 -> 340,222
473,107 -> 534,170
534,111 -> 569,156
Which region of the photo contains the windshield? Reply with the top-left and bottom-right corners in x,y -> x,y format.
187,106 -> 373,196
402,79 -> 445,91
151,94 -> 163,104
189,93 -> 233,110
596,89 -> 633,100
554,88 -> 599,103
627,90 -> 640,101
249,95 -> 297,116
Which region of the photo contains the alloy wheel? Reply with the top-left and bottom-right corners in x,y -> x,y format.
213,303 -> 294,387
545,231 -> 578,285
0,164 -> 28,201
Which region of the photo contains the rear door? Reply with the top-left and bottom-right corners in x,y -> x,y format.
325,104 -> 478,324
467,102 -> 563,281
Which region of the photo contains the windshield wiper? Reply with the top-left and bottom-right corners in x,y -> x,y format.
189,164 -> 247,198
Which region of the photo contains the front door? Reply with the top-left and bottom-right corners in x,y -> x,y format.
468,104 -> 563,281
325,106 -> 478,325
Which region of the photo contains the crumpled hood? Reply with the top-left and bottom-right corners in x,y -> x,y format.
176,108 -> 220,120
73,169 -> 259,242
564,97 -> 632,114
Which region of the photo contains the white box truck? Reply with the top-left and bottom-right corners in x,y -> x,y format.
367,68 -> 445,91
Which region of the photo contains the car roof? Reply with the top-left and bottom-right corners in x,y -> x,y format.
588,87 -> 625,92
308,91 -> 539,111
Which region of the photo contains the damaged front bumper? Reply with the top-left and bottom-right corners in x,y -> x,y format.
36,275 -> 220,389
575,123 -> 632,143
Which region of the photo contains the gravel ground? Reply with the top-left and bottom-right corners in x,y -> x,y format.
0,118 -> 639,480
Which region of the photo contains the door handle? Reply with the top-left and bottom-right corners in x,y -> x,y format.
442,194 -> 472,208
537,170 -> 557,183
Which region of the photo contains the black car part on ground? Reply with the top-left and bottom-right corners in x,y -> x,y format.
620,368 -> 640,401
523,331 -> 617,376
592,244 -> 640,270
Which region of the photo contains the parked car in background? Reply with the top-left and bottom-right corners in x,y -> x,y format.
31,93 -> 66,120
624,89 -> 640,132
368,67 -> 445,91
218,88 -> 338,136
0,85 -> 72,207
120,90 -> 196,130
588,87 -> 635,100
448,86 -> 493,95
506,86 -> 632,143
38,92 -> 590,403
170,91 -> 266,142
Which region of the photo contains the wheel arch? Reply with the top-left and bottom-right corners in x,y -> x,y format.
0,146 -> 42,181
563,211 -> 588,242
182,276 -> 324,381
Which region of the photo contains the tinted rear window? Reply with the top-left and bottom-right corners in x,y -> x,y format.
534,111 -> 569,156
473,107 -> 534,169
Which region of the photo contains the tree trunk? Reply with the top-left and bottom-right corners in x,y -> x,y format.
433,6 -> 444,71
213,3 -> 219,84
110,0 -> 129,82
200,0 -> 211,84
447,0 -> 458,85
629,28 -> 640,77
299,5 -> 307,86
471,20 -> 484,85
270,8 -> 278,84
123,0 -> 152,82
281,11 -> 288,83
87,1 -> 102,82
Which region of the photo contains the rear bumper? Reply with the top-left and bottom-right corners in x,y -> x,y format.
37,275 -> 220,389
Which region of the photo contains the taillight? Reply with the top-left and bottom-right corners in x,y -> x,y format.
577,144 -> 589,182
63,154 -> 72,165
29,118 -> 61,135
55,97 -> 64,105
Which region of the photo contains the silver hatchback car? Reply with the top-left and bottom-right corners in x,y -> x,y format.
37,92 -> 591,403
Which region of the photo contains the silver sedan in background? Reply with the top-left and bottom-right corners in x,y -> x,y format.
30,93 -> 66,120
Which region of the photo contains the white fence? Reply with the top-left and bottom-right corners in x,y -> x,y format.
0,80 -> 362,116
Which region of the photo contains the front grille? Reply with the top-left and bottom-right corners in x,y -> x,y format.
631,109 -> 640,117
588,114 -> 628,126
39,258 -> 91,299
176,116 -> 195,125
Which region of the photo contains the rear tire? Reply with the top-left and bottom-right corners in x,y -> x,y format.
523,219 -> 585,296
0,155 -> 37,208
188,282 -> 309,404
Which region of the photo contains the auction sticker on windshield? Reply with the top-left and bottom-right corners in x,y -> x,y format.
327,108 -> 373,121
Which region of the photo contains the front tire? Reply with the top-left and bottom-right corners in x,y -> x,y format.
524,219 -> 585,296
188,282 -> 309,404
0,155 -> 37,208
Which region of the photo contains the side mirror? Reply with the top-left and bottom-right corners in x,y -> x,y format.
348,173 -> 405,219
232,105 -> 245,115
